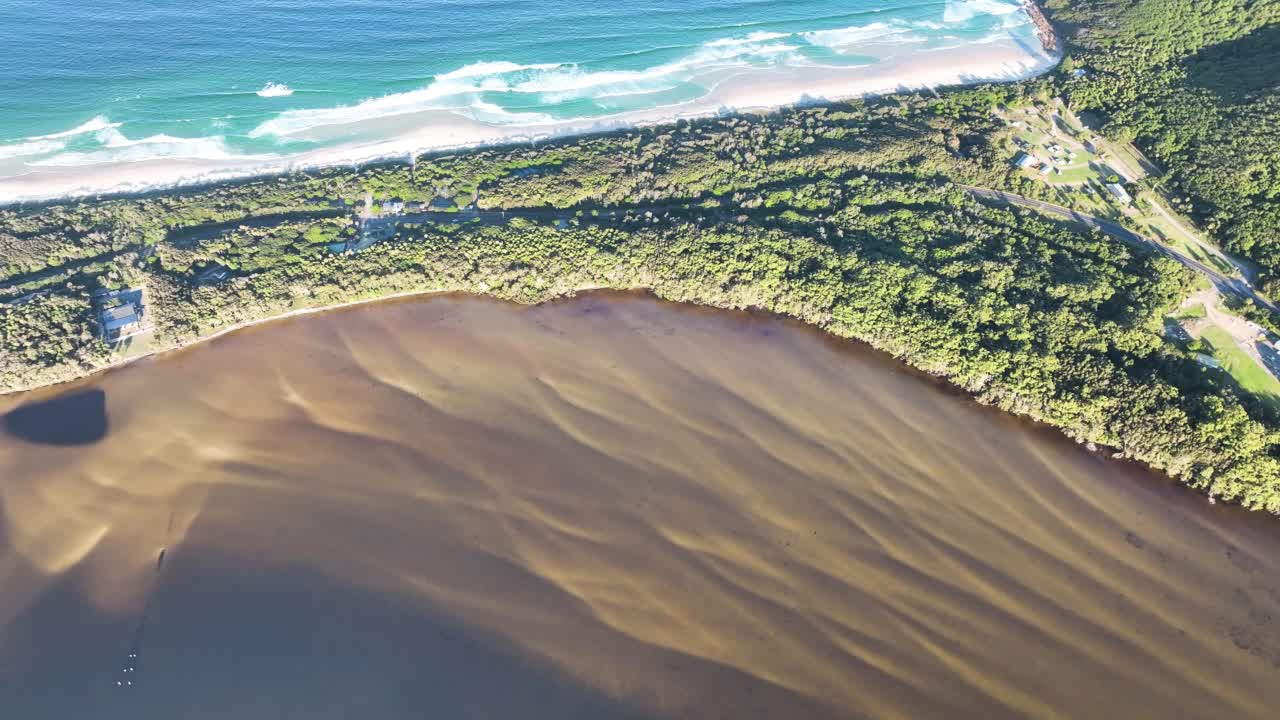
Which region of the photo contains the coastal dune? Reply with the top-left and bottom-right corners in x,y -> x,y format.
1,294 -> 1278,719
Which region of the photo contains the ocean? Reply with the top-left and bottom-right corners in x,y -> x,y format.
0,0 -> 1053,202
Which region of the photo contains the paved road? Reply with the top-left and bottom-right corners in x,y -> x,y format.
961,185 -> 1278,313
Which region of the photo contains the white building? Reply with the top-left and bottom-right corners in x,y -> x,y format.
1106,183 -> 1133,205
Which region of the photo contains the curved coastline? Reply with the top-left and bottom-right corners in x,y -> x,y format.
0,27 -> 1060,206
0,288 -> 462,399
13,4 -> 1276,510
7,39 -> 1280,514
0,284 -> 1185,500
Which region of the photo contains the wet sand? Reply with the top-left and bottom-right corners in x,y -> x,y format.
0,39 -> 1056,204
1,292 -> 1279,718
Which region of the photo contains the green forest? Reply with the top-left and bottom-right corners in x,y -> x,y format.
1045,0 -> 1280,291
3,3 -> 1280,510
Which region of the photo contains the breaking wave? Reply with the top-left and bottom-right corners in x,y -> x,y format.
0,116 -> 123,161
30,128 -> 241,167
944,0 -> 1023,24
256,82 -> 294,98
0,139 -> 66,161
26,115 -> 121,141
802,22 -> 926,49
247,23 -> 916,140
1,0 -> 1049,203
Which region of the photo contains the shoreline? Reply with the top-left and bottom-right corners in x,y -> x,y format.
0,37 -> 1059,207
1021,0 -> 1060,55
0,284 -> 1172,503
0,287 -> 469,399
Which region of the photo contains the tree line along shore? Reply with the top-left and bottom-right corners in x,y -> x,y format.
3,0 -> 1279,510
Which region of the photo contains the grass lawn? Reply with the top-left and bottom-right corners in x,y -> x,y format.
1134,195 -> 1237,274
1061,186 -> 1124,220
1001,104 -> 1243,278
1140,217 -> 1201,259
1101,139 -> 1152,181
1201,325 -> 1280,412
1174,303 -> 1207,320
1181,238 -> 1237,274
115,329 -> 158,359
1045,164 -> 1095,184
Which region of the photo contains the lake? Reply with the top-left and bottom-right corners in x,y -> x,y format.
1,292 -> 1278,718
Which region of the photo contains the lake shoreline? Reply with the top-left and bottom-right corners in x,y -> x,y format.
6,288 -> 1279,719
7,15 -> 1271,511
0,287 -> 467,399
0,285 -> 1176,507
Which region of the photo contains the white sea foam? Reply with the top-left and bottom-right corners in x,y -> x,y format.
30,130 -> 239,167
944,0 -> 1023,24
251,37 -> 801,139
464,100 -> 555,125
95,126 -> 128,146
803,22 -> 926,50
512,38 -> 801,98
706,31 -> 791,47
250,83 -> 500,138
438,61 -> 562,80
0,139 -> 66,160
0,116 -> 128,161
257,82 -> 295,98
25,115 -> 121,141
1,5 -> 1056,204
248,62 -> 561,138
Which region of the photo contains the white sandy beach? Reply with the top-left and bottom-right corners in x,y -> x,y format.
0,38 -> 1056,204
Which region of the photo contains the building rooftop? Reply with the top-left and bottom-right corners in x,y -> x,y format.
1106,183 -> 1133,204
102,304 -> 138,331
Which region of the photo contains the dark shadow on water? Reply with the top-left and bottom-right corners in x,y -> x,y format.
0,546 -> 667,720
2,389 -> 107,446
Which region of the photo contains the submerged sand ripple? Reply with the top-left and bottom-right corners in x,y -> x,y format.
1,292 -> 1279,719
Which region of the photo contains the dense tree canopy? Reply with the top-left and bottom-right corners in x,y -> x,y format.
2,51 -> 1278,509
1046,0 -> 1280,290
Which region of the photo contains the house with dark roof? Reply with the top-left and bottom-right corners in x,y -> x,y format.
101,304 -> 140,340
95,287 -> 149,342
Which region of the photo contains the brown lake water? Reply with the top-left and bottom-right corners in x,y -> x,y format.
1,292 -> 1279,719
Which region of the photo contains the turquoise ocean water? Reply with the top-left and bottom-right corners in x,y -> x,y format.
0,0 -> 1045,199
